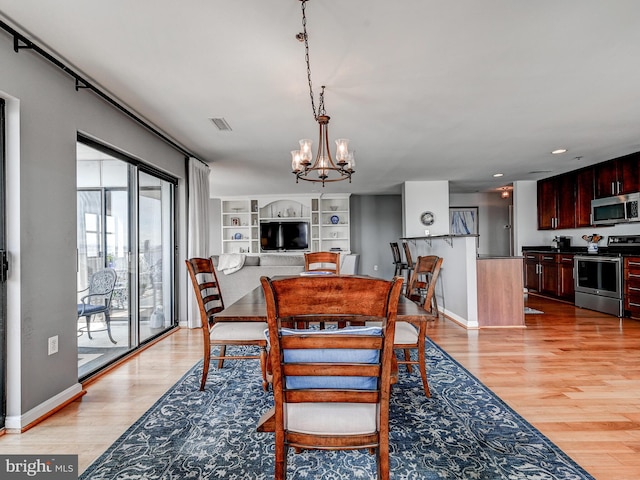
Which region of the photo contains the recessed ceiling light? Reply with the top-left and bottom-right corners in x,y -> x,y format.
493,173 -> 504,177
551,148 -> 568,154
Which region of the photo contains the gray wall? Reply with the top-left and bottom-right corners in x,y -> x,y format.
450,192 -> 513,256
1,30 -> 188,422
350,195 -> 403,280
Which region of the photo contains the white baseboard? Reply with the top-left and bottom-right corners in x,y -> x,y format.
4,382 -> 83,431
442,308 -> 479,329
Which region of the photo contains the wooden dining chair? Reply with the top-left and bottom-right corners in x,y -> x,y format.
185,257 -> 268,391
304,251 -> 340,274
259,275 -> 404,480
406,255 -> 442,317
398,255 -> 443,397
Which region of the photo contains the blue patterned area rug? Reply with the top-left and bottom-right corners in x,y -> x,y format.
80,339 -> 593,480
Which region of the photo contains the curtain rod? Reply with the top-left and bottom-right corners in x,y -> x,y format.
0,19 -> 206,165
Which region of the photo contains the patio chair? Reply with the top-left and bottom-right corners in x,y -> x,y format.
186,257 -> 268,391
259,274 -> 404,480
77,268 -> 118,344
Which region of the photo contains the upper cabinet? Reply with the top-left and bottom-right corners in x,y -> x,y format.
575,167 -> 595,227
537,152 -> 640,230
594,152 -> 640,198
537,173 -> 576,230
537,178 -> 559,230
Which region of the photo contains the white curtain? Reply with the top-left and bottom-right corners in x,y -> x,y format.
187,157 -> 211,328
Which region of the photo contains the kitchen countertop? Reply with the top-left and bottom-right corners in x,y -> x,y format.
522,246 -> 640,256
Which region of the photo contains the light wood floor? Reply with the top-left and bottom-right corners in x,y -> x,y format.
1,296 -> 640,479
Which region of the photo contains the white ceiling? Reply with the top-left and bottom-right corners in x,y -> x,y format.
2,0 -> 640,197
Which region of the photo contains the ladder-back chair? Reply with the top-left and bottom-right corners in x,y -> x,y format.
398,255 -> 443,396
304,251 -> 340,274
186,257 -> 268,391
259,275 -> 404,480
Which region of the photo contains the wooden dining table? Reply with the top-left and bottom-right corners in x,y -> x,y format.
215,276 -> 432,323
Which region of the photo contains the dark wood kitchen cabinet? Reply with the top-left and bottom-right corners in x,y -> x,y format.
624,256 -> 640,319
536,151 -> 640,230
558,253 -> 575,301
524,252 -> 541,291
575,167 -> 595,227
537,174 -> 575,230
539,253 -> 559,297
537,179 -> 557,230
524,252 -> 573,301
594,152 -> 640,198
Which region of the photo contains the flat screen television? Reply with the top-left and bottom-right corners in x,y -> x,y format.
260,221 -> 309,251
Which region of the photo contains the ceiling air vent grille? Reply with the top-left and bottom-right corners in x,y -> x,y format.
210,117 -> 232,131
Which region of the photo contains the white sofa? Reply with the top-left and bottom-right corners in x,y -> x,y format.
211,254 -> 305,307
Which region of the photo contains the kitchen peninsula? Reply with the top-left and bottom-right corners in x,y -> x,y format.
401,234 -> 524,328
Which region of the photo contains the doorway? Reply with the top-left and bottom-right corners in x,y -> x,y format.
77,138 -> 177,379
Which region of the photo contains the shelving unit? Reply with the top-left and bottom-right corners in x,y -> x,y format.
221,199 -> 255,254
319,196 -> 350,253
220,195 -> 350,254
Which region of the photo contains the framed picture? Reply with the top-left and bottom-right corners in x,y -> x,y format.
231,217 -> 240,226
450,207 -> 478,235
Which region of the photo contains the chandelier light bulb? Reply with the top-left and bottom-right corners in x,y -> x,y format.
299,139 -> 313,165
345,152 -> 355,173
318,155 -> 329,179
291,150 -> 302,173
335,139 -> 349,165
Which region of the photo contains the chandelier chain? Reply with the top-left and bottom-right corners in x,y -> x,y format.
301,0 -> 321,120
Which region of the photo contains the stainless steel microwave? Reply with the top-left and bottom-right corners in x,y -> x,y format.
591,192 -> 640,225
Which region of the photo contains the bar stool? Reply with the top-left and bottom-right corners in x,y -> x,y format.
402,241 -> 416,283
390,242 -> 408,277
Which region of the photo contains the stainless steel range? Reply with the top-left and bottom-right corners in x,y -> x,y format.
574,254 -> 622,316
574,235 -> 640,317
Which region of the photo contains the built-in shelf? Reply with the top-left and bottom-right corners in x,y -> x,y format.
220,195 -> 350,254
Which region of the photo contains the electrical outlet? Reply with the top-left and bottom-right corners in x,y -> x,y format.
48,335 -> 58,355
373,265 -> 378,271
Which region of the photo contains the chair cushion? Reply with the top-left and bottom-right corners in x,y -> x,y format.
77,304 -> 107,315
285,402 -> 378,435
394,321 -> 419,344
366,321 -> 418,345
210,321 -> 268,341
280,326 -> 382,390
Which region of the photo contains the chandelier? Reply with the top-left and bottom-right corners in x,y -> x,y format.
291,0 -> 355,186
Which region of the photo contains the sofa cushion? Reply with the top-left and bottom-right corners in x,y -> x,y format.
244,255 -> 261,266
260,254 -> 305,267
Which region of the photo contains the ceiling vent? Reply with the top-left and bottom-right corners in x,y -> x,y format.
209,117 -> 232,131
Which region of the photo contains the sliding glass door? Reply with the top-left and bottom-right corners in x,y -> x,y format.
77,139 -> 176,379
0,99 -> 7,429
138,171 -> 174,343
